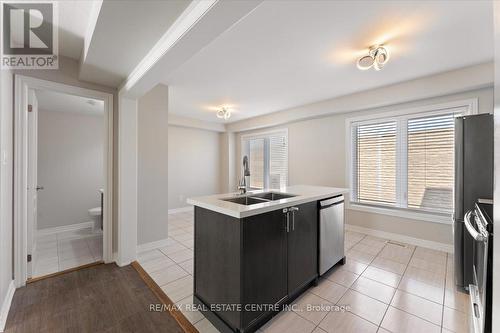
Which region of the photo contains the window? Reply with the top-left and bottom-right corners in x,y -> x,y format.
349,102 -> 474,216
242,130 -> 288,189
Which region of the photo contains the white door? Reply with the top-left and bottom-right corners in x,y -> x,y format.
27,89 -> 39,278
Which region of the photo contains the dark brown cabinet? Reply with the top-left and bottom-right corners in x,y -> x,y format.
194,201 -> 318,333
286,201 -> 318,296
241,209 -> 288,328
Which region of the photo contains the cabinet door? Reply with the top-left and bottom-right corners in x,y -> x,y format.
287,201 -> 318,295
242,209 -> 288,327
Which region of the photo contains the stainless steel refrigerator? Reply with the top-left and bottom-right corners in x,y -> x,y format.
453,113 -> 493,291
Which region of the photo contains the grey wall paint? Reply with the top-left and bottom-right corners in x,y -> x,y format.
37,109 -> 104,230
137,84 -> 169,245
235,87 -> 493,245
0,68 -> 13,327
168,125 -> 221,210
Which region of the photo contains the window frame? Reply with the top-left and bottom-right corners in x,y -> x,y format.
241,128 -> 289,189
345,98 -> 478,224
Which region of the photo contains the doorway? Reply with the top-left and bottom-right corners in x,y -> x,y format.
14,76 -> 113,285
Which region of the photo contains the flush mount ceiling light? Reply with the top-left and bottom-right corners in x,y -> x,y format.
216,107 -> 231,120
357,45 -> 389,71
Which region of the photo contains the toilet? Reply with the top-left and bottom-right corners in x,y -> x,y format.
88,207 -> 102,233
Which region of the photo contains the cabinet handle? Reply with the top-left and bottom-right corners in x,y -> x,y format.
283,208 -> 289,232
289,207 -> 299,231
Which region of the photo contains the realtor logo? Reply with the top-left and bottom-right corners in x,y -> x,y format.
1,1 -> 58,69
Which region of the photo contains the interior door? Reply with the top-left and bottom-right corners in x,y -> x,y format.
27,89 -> 39,278
287,201 -> 318,295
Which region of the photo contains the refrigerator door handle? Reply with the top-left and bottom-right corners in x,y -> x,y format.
464,210 -> 486,242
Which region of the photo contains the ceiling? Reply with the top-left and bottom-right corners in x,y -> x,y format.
164,0 -> 494,123
57,0 -> 96,60
78,0 -> 191,87
36,89 -> 104,116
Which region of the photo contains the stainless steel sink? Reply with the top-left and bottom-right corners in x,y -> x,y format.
221,192 -> 297,206
252,192 -> 297,201
222,196 -> 269,206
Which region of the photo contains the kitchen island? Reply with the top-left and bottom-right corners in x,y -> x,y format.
187,185 -> 348,333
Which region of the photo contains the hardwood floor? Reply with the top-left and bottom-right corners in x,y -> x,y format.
4,263 -> 187,333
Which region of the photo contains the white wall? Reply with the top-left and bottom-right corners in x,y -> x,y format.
168,125 -> 221,210
0,68 -> 14,331
137,84 -> 169,245
234,87 -> 493,245
219,131 -> 236,193
37,109 -> 104,230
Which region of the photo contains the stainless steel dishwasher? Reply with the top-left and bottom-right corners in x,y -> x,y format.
319,195 -> 345,275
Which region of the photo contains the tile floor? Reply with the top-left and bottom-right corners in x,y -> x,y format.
33,227 -> 103,277
138,209 -> 470,333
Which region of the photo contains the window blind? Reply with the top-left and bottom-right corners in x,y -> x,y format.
354,121 -> 397,205
269,134 -> 288,189
407,114 -> 454,212
249,138 -> 265,189
350,109 -> 458,215
242,130 -> 288,189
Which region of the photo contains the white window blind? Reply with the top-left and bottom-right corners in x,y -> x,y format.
350,108 -> 461,215
249,139 -> 265,188
407,114 -> 454,212
355,121 -> 397,206
242,130 -> 288,189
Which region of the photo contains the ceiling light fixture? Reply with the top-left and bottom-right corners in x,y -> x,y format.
357,45 -> 389,71
216,107 -> 231,120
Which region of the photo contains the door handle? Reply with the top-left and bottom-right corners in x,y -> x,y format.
464,210 -> 486,242
36,186 -> 44,191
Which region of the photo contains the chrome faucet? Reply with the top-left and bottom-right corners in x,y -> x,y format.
238,155 -> 250,194
238,178 -> 247,195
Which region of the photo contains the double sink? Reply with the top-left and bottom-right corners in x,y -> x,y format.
222,192 -> 297,206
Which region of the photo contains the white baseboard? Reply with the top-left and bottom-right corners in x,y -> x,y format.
168,206 -> 193,214
136,238 -> 170,254
0,281 -> 15,332
37,221 -> 93,237
346,224 -> 454,253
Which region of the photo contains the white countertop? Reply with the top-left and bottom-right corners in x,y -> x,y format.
187,185 -> 349,218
